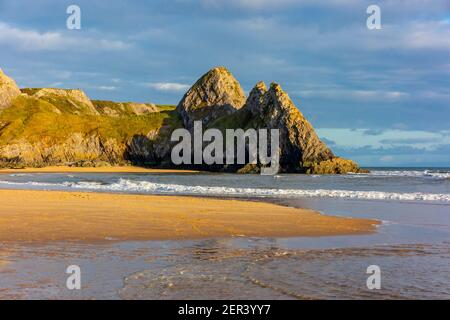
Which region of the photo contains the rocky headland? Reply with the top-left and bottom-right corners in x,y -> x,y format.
0,67 -> 361,173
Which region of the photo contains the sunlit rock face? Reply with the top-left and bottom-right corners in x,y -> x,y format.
176,66 -> 246,130
0,69 -> 21,111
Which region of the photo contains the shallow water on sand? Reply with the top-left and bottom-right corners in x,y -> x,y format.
1,238 -> 449,299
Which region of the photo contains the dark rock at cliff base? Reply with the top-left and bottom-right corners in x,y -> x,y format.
307,158 -> 360,174
0,69 -> 21,111
176,66 -> 246,129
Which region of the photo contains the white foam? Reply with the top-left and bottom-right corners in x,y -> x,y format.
367,170 -> 450,179
0,180 -> 56,187
8,173 -> 32,177
1,178 -> 449,203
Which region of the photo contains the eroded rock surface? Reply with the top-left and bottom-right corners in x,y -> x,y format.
177,67 -> 246,129
0,69 -> 21,110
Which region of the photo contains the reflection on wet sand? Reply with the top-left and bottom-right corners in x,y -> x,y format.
120,241 -> 450,300
1,240 -> 449,300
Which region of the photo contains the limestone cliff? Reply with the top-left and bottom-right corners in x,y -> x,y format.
208,77 -> 359,173
0,84 -> 180,168
0,66 -> 360,173
250,82 -> 335,171
0,69 -> 21,110
176,66 -> 246,129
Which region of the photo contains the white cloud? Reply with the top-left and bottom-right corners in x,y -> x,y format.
201,0 -> 296,9
48,82 -> 63,87
97,86 -> 116,91
147,82 -> 190,92
231,16 -> 450,53
317,128 -> 450,151
201,0 -> 358,10
379,155 -> 394,162
400,21 -> 450,50
0,22 -> 130,51
294,89 -> 409,101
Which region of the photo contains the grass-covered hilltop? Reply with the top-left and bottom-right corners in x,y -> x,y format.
0,67 -> 362,173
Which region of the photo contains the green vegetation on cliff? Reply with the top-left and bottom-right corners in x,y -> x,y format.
0,95 -> 178,145
0,92 -> 180,167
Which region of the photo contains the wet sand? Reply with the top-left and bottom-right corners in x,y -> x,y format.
0,190 -> 378,242
0,166 -> 199,174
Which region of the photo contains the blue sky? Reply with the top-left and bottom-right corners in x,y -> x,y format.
0,0 -> 449,166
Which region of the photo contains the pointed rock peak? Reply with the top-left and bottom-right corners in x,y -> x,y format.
0,68 -> 21,110
0,68 -> 17,84
177,66 -> 246,129
265,82 -> 301,114
267,82 -> 287,99
209,66 -> 232,75
244,81 -> 267,115
254,81 -> 335,168
190,66 -> 245,99
248,81 -> 267,100
268,82 -> 286,95
253,81 -> 267,94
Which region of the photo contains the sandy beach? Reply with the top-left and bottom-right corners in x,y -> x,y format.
0,189 -> 378,242
0,166 -> 199,174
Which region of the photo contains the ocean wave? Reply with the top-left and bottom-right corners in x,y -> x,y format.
367,170 -> 450,179
8,173 -> 32,177
1,179 -> 448,203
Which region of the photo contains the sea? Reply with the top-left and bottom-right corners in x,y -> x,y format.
0,167 -> 449,299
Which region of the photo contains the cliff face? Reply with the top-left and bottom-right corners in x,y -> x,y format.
0,133 -> 125,167
0,66 -> 360,173
0,83 -> 181,168
208,78 -> 358,173
246,82 -> 335,171
177,67 -> 246,129
0,69 -> 21,111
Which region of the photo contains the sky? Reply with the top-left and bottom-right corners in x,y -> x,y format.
0,0 -> 449,167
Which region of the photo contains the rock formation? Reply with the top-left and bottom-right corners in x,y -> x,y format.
0,69 -> 21,110
0,79 -> 179,168
22,88 -> 99,115
0,65 -> 361,173
176,66 -> 246,129
206,72 -> 359,173
246,82 -> 335,172
92,100 -> 158,117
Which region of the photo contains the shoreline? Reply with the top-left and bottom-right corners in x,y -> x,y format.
0,189 -> 379,243
0,166 -> 199,174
